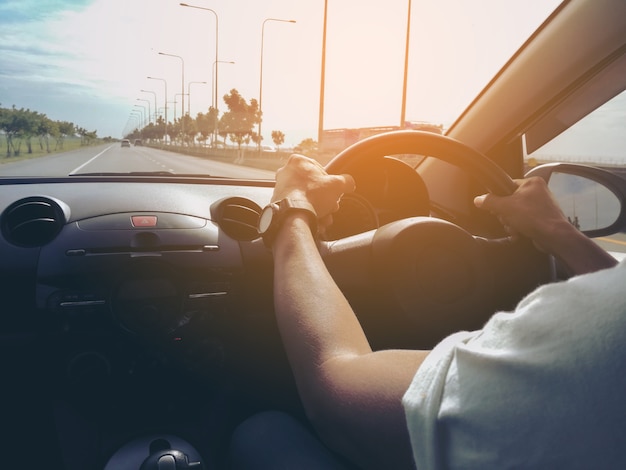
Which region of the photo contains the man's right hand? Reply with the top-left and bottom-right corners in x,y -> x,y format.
474,176 -> 616,274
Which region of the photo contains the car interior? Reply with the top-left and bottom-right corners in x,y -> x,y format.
1,0 -> 625,468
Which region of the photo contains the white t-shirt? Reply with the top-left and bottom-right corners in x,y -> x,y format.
403,260 -> 626,469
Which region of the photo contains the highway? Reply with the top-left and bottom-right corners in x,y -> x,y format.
0,143 -> 276,179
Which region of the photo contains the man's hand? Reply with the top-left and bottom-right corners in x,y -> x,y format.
474,176 -> 616,274
272,154 -> 356,231
474,177 -> 570,253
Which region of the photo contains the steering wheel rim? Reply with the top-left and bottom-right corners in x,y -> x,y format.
326,129 -> 518,196
321,130 -> 553,346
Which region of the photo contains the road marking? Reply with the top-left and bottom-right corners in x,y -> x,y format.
597,236 -> 626,247
69,145 -> 114,175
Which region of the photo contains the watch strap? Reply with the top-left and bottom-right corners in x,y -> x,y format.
260,198 -> 317,247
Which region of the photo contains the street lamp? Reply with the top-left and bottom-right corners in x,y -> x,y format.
259,18 -> 296,151
137,98 -> 151,125
319,0 -> 328,146
180,3 -> 219,142
175,94 -> 187,122
212,60 -> 234,146
147,76 -> 168,143
187,81 -> 207,117
133,105 -> 146,127
130,112 -> 142,132
140,89 -> 157,122
400,0 -> 412,128
159,52 -> 186,142
159,52 -> 185,118
212,61 -> 234,108
167,101 -> 178,143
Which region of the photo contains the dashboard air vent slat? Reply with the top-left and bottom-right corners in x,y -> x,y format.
212,197 -> 262,241
1,196 -> 69,247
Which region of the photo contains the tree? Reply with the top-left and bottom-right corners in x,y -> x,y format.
295,137 -> 318,155
40,118 -> 58,153
181,114 -> 196,145
220,89 -> 260,151
0,106 -> 31,157
196,109 -> 216,147
36,115 -> 55,153
271,130 -> 285,151
56,121 -> 75,150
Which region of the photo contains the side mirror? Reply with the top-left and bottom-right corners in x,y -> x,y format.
525,163 -> 626,238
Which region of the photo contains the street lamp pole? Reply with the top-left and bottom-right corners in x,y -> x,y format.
187,81 -> 207,117
159,52 -> 185,117
140,89 -> 157,122
130,112 -> 142,131
147,76 -> 168,143
400,0 -> 412,128
318,0 -> 328,147
259,18 -> 296,152
212,60 -> 234,146
137,98 -> 151,125
133,105 -> 146,127
212,61 -> 235,108
159,52 -> 185,141
180,3 -> 219,142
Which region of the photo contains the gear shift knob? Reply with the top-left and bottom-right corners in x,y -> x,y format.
139,446 -> 202,470
103,435 -> 204,470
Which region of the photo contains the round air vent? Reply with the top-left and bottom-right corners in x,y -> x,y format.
211,197 -> 262,241
1,196 -> 69,247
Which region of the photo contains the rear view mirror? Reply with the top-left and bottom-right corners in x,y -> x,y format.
525,163 -> 626,238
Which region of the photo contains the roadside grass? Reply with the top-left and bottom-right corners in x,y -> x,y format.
0,137 -> 92,164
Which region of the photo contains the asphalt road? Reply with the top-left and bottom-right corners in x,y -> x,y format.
596,232 -> 626,257
0,143 -> 276,179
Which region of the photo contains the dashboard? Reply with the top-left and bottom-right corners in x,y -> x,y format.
0,157 -> 431,355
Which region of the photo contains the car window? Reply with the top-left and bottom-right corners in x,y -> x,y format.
526,89 -> 626,253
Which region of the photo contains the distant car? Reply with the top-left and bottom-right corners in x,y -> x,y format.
262,145 -> 277,152
121,139 -> 131,147
134,139 -> 142,146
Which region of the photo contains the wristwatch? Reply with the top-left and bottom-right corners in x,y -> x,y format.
258,198 -> 317,247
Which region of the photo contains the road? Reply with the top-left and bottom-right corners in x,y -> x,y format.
596,232 -> 626,257
0,143 -> 275,179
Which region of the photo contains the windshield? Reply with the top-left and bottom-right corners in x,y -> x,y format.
1,0 -> 560,178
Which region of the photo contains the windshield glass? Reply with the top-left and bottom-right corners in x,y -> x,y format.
1,0 -> 560,178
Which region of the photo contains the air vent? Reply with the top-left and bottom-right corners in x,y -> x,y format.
212,197 -> 262,241
1,196 -> 69,247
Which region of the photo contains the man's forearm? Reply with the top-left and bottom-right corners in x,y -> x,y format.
272,213 -> 372,375
545,220 -> 617,275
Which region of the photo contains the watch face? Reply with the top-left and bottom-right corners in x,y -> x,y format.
258,205 -> 274,234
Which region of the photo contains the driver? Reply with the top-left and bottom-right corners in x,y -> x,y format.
231,154 -> 625,469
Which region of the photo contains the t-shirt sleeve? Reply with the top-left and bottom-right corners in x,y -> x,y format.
402,261 -> 626,470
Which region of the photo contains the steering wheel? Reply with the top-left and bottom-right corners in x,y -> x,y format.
321,130 -> 554,345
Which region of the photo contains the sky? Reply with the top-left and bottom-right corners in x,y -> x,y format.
0,0 -> 561,146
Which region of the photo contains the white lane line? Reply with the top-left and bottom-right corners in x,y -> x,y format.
69,145 -> 114,175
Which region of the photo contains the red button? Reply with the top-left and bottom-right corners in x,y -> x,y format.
131,215 -> 158,227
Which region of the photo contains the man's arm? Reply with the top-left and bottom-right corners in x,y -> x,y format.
269,156 -> 428,469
